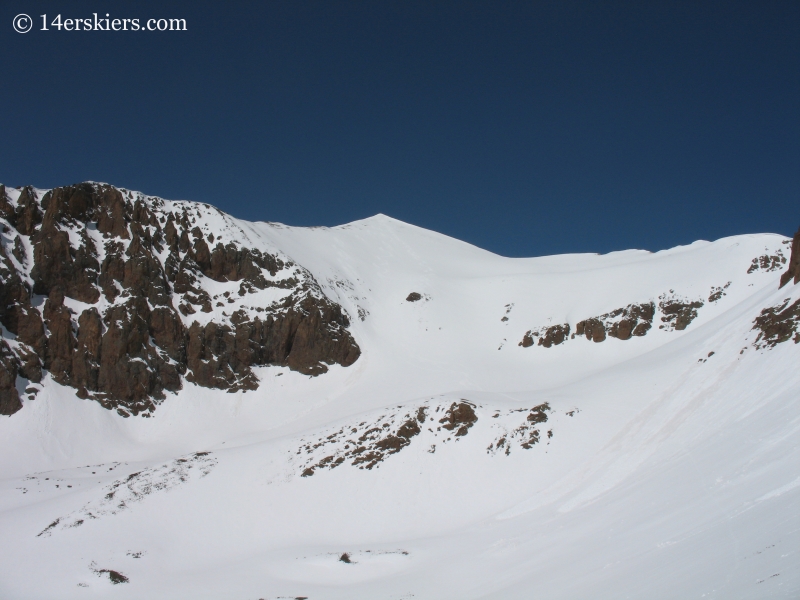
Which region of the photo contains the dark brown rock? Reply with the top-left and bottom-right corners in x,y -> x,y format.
526,403 -> 550,425
613,319 -> 634,340
520,403 -> 551,449
16,347 -> 42,383
164,216 -> 179,250
5,187 -> 43,236
149,307 -> 185,363
520,324 -> 571,348
752,298 -> 800,349
373,415 -> 422,455
71,308 -> 103,394
538,324 -> 570,348
183,295 -> 360,391
406,292 -> 422,302
0,262 -> 45,354
779,227 -> 800,288
533,302 -> 655,349
748,254 -> 786,274
708,282 -> 731,303
283,297 -> 360,375
12,236 -> 26,264
576,318 -> 606,342
659,299 -> 704,331
0,237 -> 46,382
0,185 -> 11,223
94,187 -> 130,239
31,220 -> 100,303
92,298 -> 182,414
43,288 -> 76,384
0,181 -> 361,415
0,340 -> 22,416
599,302 -> 656,340
519,332 -> 535,347
439,401 -> 478,437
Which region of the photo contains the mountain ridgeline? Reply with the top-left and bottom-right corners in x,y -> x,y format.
1,182 -> 798,420
0,183 -> 360,416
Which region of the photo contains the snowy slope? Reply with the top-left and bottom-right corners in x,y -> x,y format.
0,196 -> 798,599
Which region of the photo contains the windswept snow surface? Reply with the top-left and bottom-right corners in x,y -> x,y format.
0,211 -> 798,599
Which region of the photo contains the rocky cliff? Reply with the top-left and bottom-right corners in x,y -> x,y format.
779,226 -> 800,288
0,183 -> 360,416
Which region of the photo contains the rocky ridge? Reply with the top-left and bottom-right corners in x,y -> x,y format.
0,183 -> 360,416
517,227 -> 800,353
288,399 -> 566,479
518,294 -> 708,349
517,279 -> 771,350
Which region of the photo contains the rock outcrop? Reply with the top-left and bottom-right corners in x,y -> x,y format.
292,399 -> 559,477
519,324 -> 571,348
779,226 -> 800,288
0,183 -> 360,416
518,294 -> 711,350
0,340 -> 21,415
748,253 -> 786,274
752,298 -> 800,349
574,302 -> 655,343
658,295 -> 704,331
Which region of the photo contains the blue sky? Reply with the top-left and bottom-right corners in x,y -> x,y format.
2,0 -> 798,256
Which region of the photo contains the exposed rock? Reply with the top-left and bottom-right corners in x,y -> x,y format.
748,253 -> 786,274
42,288 -> 76,384
538,324 -> 570,348
519,323 -> 570,348
575,318 -> 606,343
1,186 -> 42,236
94,299 -> 183,415
0,235 -> 46,380
526,403 -> 549,425
779,227 -> 800,288
0,340 -> 22,416
523,296 -> 710,350
659,296 -> 704,331
96,570 -> 129,585
575,303 -> 654,342
406,292 -> 422,302
294,400 -> 562,475
609,302 -> 655,339
297,405 -> 430,475
708,282 -> 731,303
752,298 -> 800,349
0,182 -> 361,416
71,308 -> 103,393
31,185 -> 102,303
520,403 -> 550,449
438,401 -> 478,437
486,402 -> 554,455
501,303 -> 514,322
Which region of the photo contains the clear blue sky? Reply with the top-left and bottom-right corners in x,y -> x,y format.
2,1 -> 798,256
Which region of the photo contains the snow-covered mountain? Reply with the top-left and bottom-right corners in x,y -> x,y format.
0,183 -> 798,599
